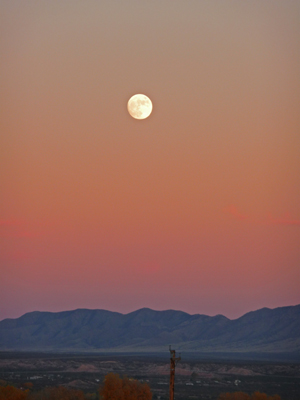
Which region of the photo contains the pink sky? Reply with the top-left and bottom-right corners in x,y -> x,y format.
1,1 -> 299,321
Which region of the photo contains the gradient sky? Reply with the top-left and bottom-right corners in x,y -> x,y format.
1,1 -> 299,321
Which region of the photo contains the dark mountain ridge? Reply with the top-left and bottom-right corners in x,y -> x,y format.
0,305 -> 299,355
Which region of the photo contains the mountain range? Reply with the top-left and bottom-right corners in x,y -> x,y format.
0,305 -> 299,356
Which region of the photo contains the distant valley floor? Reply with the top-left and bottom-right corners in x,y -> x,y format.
0,352 -> 299,400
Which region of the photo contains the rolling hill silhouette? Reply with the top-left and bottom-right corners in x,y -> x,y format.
0,305 -> 299,356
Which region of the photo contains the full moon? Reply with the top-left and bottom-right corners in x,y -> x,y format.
127,94 -> 153,120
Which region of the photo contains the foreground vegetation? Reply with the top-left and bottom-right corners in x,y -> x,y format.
0,373 -> 152,400
0,373 -> 282,400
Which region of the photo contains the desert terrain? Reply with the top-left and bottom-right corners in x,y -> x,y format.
0,352 -> 299,400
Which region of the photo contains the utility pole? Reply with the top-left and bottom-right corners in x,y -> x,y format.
169,345 -> 181,400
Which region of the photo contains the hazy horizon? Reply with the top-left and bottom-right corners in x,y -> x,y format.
1,1 -> 299,321
1,302 -> 300,324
